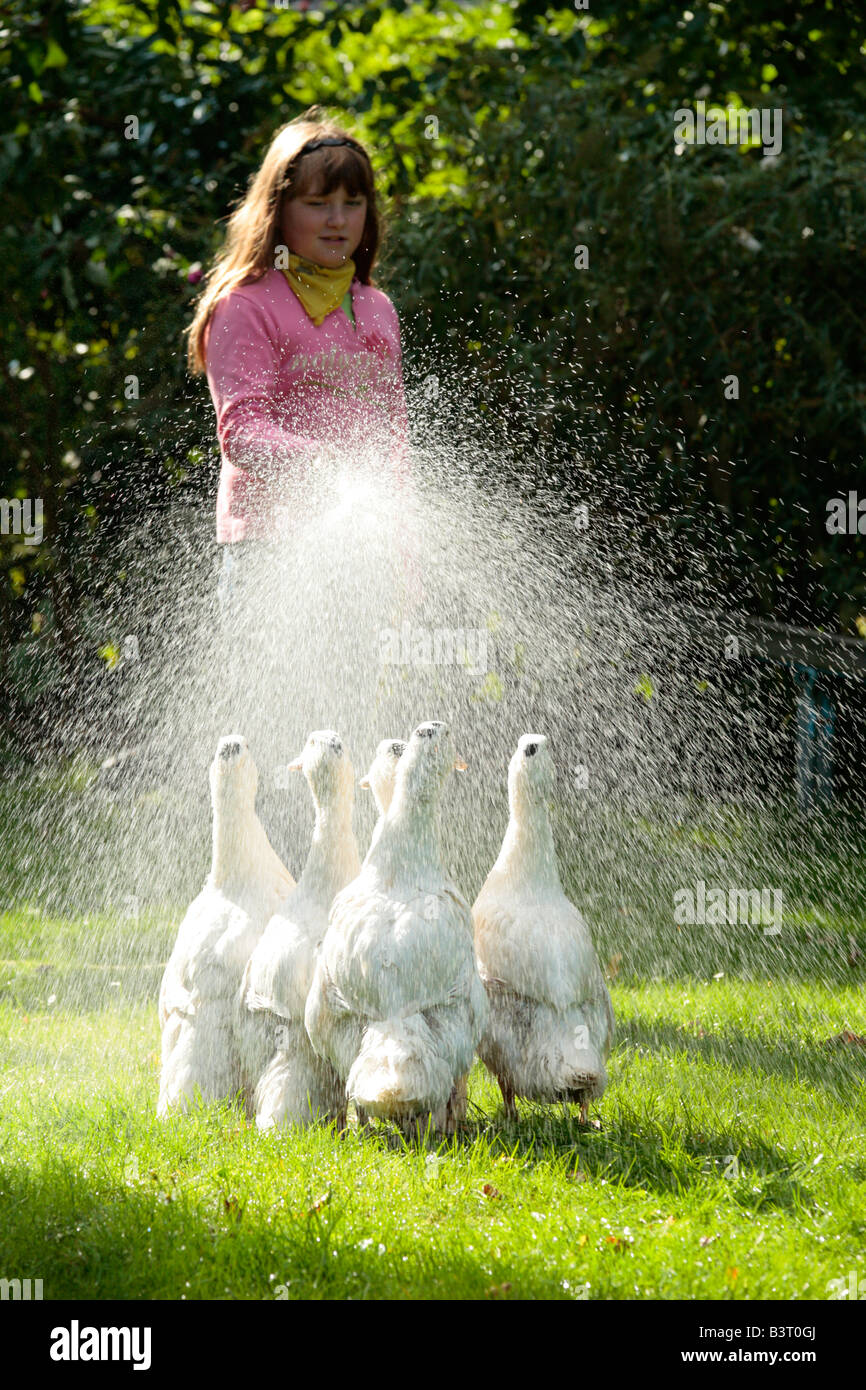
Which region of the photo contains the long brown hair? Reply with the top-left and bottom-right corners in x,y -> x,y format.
185,107 -> 382,374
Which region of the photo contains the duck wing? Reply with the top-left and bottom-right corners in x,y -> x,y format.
474,887 -> 606,1014
324,883 -> 477,1021
242,890 -> 322,1022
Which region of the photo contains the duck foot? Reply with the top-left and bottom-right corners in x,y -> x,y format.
498,1078 -> 518,1121
444,1076 -> 468,1133
400,1113 -> 435,1143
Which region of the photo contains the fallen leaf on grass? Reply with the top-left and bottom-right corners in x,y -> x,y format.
677,1018 -> 706,1037
481,1183 -> 502,1200
822,1029 -> 866,1049
486,1282 -> 512,1299
726,1266 -> 739,1282
606,1230 -> 634,1251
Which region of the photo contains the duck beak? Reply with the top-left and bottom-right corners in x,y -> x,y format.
359,775 -> 371,788
453,757 -> 468,772
287,756 -> 304,771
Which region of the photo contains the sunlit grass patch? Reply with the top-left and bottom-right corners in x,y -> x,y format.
0,913 -> 863,1300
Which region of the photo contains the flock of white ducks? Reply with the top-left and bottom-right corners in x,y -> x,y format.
158,723 -> 614,1132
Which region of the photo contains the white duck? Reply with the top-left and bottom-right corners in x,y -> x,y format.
358,738 -> 407,856
472,733 -> 614,1122
157,735 -> 295,1116
236,731 -> 360,1129
305,721 -> 487,1133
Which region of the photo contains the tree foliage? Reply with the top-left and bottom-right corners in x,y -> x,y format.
2,0 -> 865,724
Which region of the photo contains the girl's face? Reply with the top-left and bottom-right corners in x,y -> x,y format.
280,182 -> 368,268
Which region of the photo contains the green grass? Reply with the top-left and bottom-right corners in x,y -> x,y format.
1,771 -> 864,1300
1,910 -> 864,1301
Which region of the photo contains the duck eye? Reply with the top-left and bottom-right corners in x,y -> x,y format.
525,743 -> 538,757
329,738 -> 342,755
417,726 -> 435,739
389,742 -> 404,757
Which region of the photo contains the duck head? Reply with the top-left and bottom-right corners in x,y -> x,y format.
359,738 -> 407,816
287,730 -> 353,808
209,733 -> 258,810
509,732 -> 555,809
394,721 -> 467,806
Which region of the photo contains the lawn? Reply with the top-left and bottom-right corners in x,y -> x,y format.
0,770 -> 864,1301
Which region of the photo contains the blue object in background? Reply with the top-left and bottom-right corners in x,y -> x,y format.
794,665 -> 835,815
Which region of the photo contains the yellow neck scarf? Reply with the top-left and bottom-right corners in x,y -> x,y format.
281,251 -> 356,326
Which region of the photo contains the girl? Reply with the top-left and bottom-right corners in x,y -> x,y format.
183,110 -> 415,837
186,108 -> 410,585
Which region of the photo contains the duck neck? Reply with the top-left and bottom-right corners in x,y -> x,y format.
210,796 -> 258,888
497,789 -> 561,890
373,789 -> 443,880
300,797 -> 359,900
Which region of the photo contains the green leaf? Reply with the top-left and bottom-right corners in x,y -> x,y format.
472,672 -> 504,702
42,40 -> 68,71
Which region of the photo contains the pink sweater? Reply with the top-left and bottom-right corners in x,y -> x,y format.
205,267 -> 409,542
